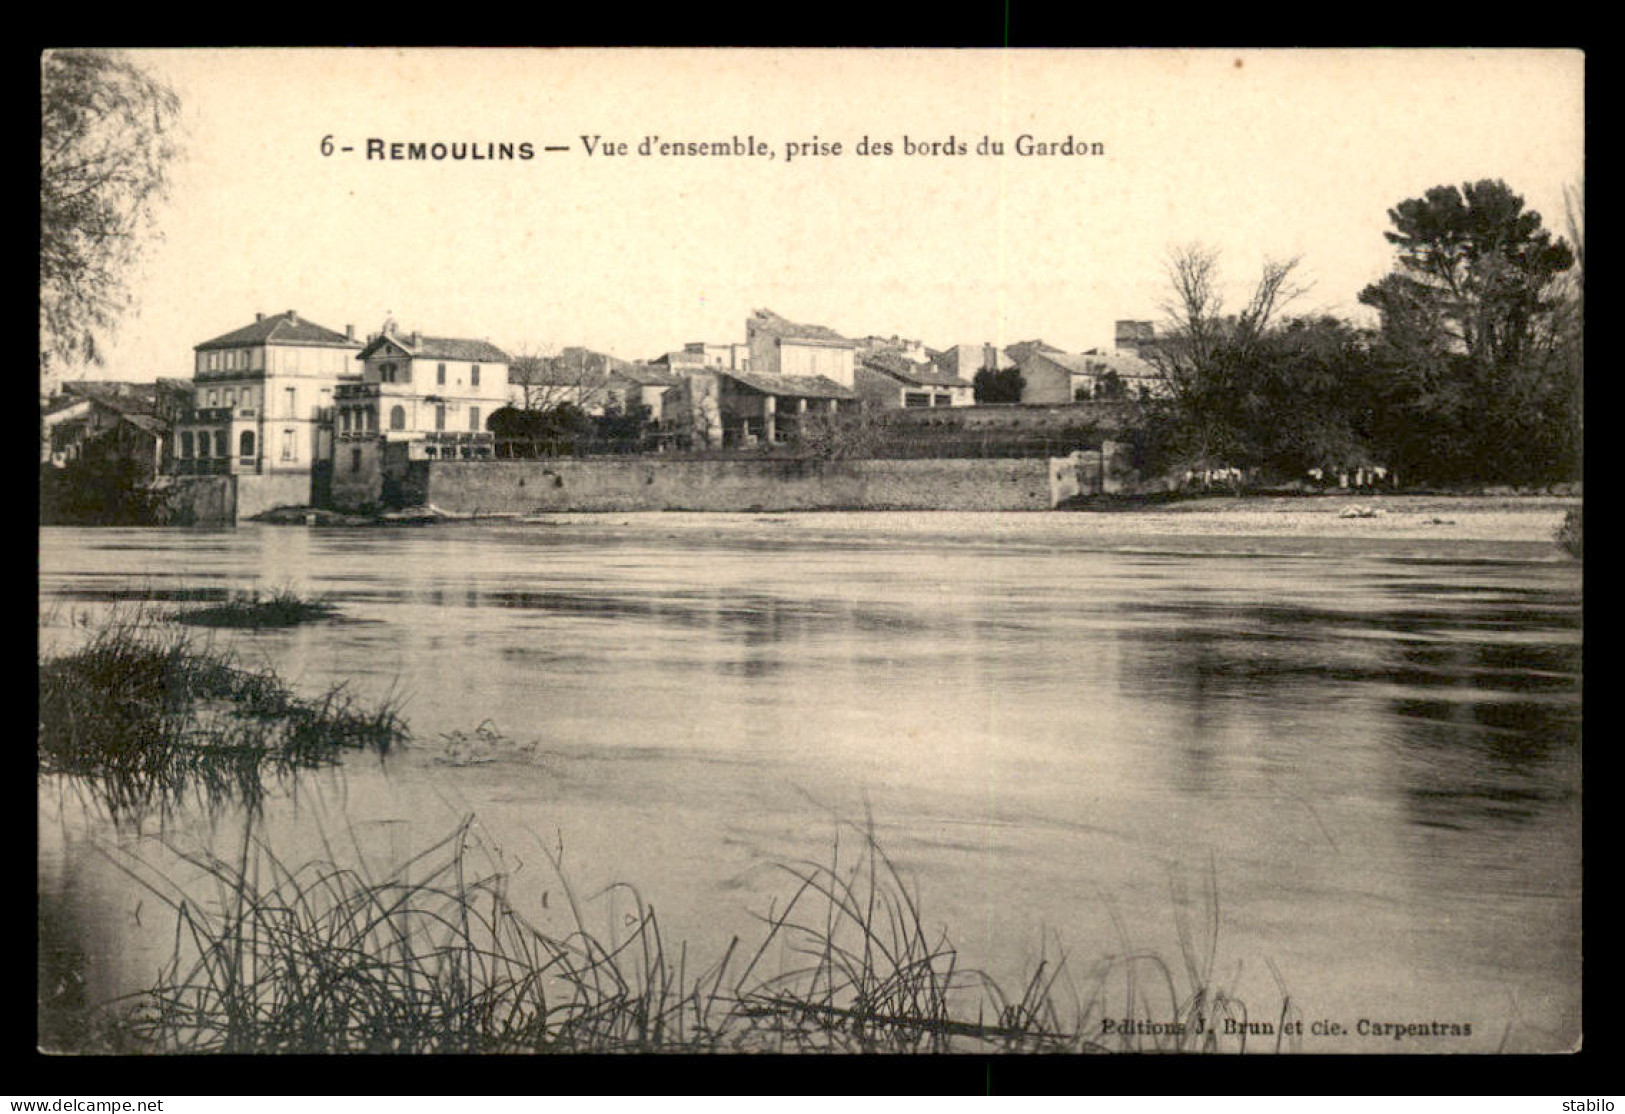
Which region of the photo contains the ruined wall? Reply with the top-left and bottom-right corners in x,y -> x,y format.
418,457 -> 1061,513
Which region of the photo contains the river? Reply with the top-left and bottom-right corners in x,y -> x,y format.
37,512 -> 1582,1053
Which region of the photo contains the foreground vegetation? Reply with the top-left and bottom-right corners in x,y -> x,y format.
38,613 -> 404,816
74,810 -> 1291,1055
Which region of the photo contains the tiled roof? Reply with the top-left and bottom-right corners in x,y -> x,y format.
60,380 -> 160,415
613,364 -> 686,388
196,312 -> 361,351
357,330 -> 510,363
722,370 -> 856,400
860,353 -> 972,389
748,308 -> 853,346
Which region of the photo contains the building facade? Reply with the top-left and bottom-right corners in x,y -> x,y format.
332,325 -> 509,509
745,308 -> 857,388
171,310 -> 364,513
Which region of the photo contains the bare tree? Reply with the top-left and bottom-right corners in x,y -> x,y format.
1144,244 -> 1309,398
41,50 -> 181,373
506,341 -> 561,411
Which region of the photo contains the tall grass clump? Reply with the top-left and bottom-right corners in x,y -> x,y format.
85,813 -> 1294,1055
171,587 -> 339,629
38,614 -> 405,816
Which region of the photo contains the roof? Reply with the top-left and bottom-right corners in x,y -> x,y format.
721,370 -> 856,400
196,312 -> 361,352
357,329 -> 511,364
747,308 -> 854,347
612,364 -> 686,388
59,380 -> 160,416
859,353 -> 972,389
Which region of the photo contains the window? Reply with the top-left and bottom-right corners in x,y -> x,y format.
284,387 -> 297,417
469,406 -> 481,431
214,430 -> 228,458
351,448 -> 362,473
239,430 -> 255,458
341,409 -> 352,433
471,364 -> 480,387
379,361 -> 396,384
281,429 -> 296,461
389,405 -> 406,431
225,388 -> 236,407
180,431 -> 194,458
434,404 -> 446,431
197,433 -> 209,458
208,389 -> 219,407
904,392 -> 930,408
437,363 -> 446,386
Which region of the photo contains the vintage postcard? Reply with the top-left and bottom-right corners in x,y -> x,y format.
39,48 -> 1582,1061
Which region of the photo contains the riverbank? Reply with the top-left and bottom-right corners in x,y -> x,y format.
496,495 -> 1579,549
252,493 -> 1580,548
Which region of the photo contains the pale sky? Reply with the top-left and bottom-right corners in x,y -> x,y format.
51,48 -> 1584,383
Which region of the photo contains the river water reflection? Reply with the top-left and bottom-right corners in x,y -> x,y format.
37,515 -> 1582,1052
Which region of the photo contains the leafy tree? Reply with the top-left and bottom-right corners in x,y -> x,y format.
973,366 -> 1024,403
1358,179 -> 1578,482
41,50 -> 181,372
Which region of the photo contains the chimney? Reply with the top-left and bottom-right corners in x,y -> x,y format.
345,324 -> 355,341
255,312 -> 265,322
411,330 -> 421,346
984,342 -> 996,371
287,310 -> 299,325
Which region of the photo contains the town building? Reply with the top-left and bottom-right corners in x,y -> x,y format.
931,343 -> 1015,384
332,324 -> 509,509
745,308 -> 858,388
855,352 -> 975,409
42,381 -> 172,476
171,310 -> 363,513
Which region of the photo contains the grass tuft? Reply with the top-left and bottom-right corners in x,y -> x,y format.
171,587 -> 339,629
38,614 -> 406,817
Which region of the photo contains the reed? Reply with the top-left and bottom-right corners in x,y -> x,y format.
82,811 -> 1290,1054
38,614 -> 405,817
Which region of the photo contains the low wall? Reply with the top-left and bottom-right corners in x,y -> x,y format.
420,457 -> 1063,513
153,476 -> 235,526
236,473 -> 314,520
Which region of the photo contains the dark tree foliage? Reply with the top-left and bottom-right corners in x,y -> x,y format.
40,456 -> 165,525
592,401 -> 652,444
41,50 -> 181,371
973,367 -> 1025,403
1358,179 -> 1579,483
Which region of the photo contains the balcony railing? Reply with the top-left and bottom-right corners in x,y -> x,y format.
169,457 -> 232,475
335,383 -> 381,400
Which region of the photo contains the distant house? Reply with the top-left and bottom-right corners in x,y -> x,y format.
174,310 -> 364,513
855,352 -> 974,409
609,364 -> 686,420
1005,342 -> 1094,404
652,342 -> 751,372
42,381 -> 171,477
715,369 -> 858,445
745,308 -> 858,389
931,343 -> 1014,383
332,324 -> 509,509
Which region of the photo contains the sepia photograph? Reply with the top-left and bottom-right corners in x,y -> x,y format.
38,48 -> 1583,1061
